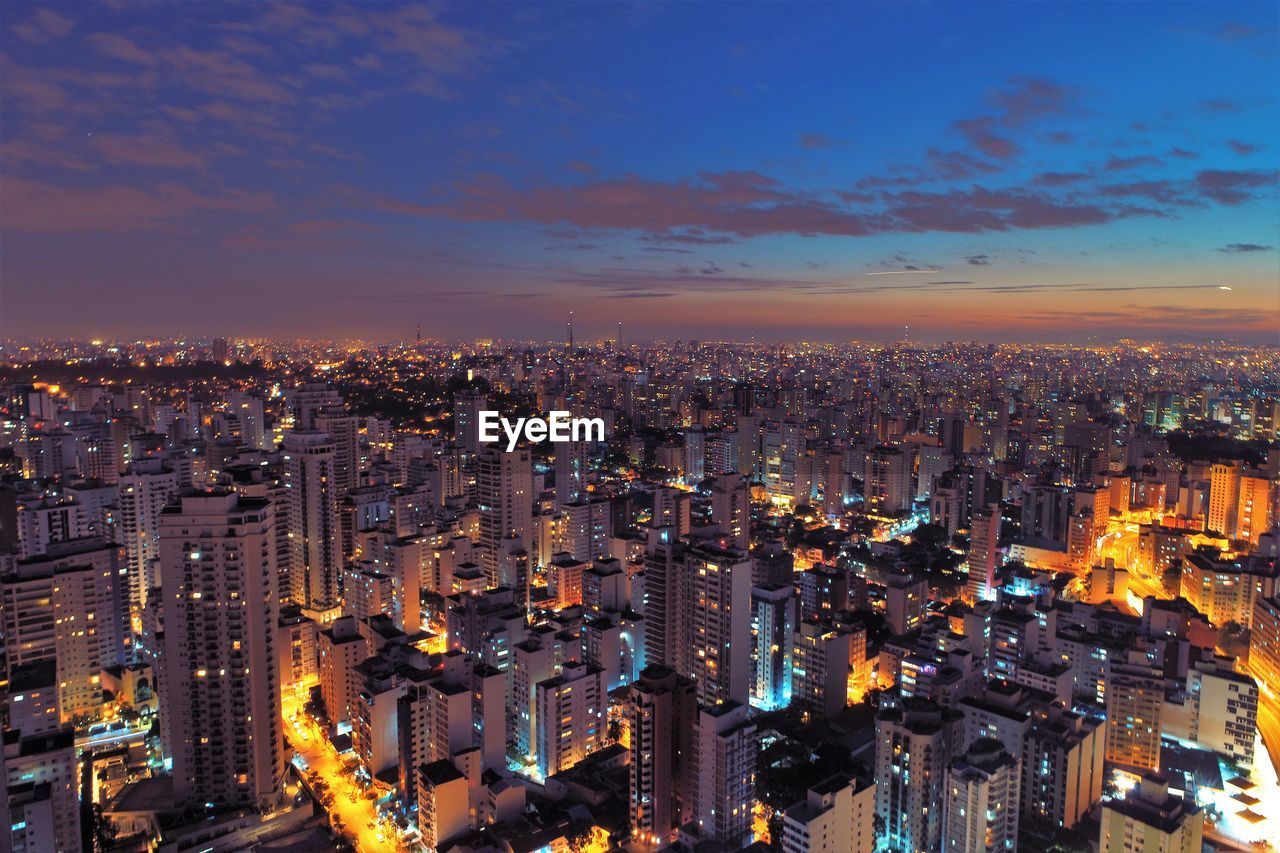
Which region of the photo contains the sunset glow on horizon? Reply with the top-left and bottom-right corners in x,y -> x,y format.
0,1 -> 1276,343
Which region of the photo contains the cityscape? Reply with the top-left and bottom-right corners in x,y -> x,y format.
1,3 -> 1279,853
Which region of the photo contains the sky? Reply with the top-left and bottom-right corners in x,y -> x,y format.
1,1 -> 1277,344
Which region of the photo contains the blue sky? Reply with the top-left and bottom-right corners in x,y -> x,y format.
1,1 -> 1276,342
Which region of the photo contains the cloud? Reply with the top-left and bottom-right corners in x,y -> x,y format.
926,148 -> 1002,180
1217,243 -> 1273,253
1096,180 -> 1195,206
1218,21 -> 1266,41
1194,169 -> 1275,204
372,163 -> 1200,241
11,8 -> 74,43
1199,98 -> 1242,113
881,186 -> 1118,232
1227,140 -> 1259,155
0,175 -> 277,232
1105,155 -> 1163,171
1166,147 -> 1198,159
90,130 -> 210,170
1033,172 -> 1090,187
951,116 -> 1018,159
944,77 -> 1076,163
285,219 -> 379,235
965,254 -> 992,265
986,76 -> 1076,126
799,132 -> 845,150
85,33 -> 157,67
641,229 -> 738,245
1212,20 -> 1279,53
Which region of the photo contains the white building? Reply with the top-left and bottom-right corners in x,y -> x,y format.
943,739 -> 1020,853
694,701 -> 757,847
780,775 -> 875,853
157,491 -> 285,810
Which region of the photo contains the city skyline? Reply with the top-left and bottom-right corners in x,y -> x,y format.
2,1 -> 1278,343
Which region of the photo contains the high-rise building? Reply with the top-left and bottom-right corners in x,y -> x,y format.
694,701 -> 757,847
875,698 -> 963,853
792,619 -> 851,718
561,498 -> 612,563
2,660 -> 81,853
417,759 -> 470,850
942,739 -> 1020,853
1104,648 -> 1165,772
1098,774 -> 1202,853
2,539 -> 126,721
629,665 -> 697,845
118,460 -> 180,624
477,446 -> 532,586
555,440 -> 589,509
229,392 -> 269,450
1183,659 -> 1258,771
1021,705 -> 1106,829
750,583 -> 794,711
689,543 -> 752,706
684,425 -> 706,484
652,487 -> 691,537
917,445 -> 952,501
967,504 -> 1002,602
1180,550 -> 1277,630
641,526 -> 686,675
314,410 -> 360,497
712,473 -> 751,550
282,429 -> 341,611
762,419 -> 801,502
885,574 -> 928,636
157,491 -> 285,810
453,389 -> 488,453
1251,596 -> 1280,697
513,638 -> 560,760
780,775 -> 875,853
1234,471 -> 1273,547
865,444 -> 912,516
289,382 -> 343,430
534,661 -> 605,779
1207,462 -> 1240,536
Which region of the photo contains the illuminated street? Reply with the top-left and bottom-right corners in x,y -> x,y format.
283,689 -> 403,853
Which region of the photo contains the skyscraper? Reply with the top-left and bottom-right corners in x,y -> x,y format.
690,543 -> 753,706
2,539 -> 126,721
712,472 -> 751,550
942,739 -> 1021,853
534,661 -> 605,779
116,459 -> 180,625
477,446 -> 532,586
750,582 -> 795,711
1104,647 -> 1165,771
967,504 -> 1002,602
157,491 -> 285,810
865,444 -> 912,516
453,389 -> 488,453
555,440 -> 589,509
282,429 -> 341,612
876,698 -> 963,853
694,701 -> 757,847
629,665 -> 697,845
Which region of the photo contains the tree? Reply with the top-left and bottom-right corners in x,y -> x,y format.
1219,621 -> 1250,659
90,804 -> 118,852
